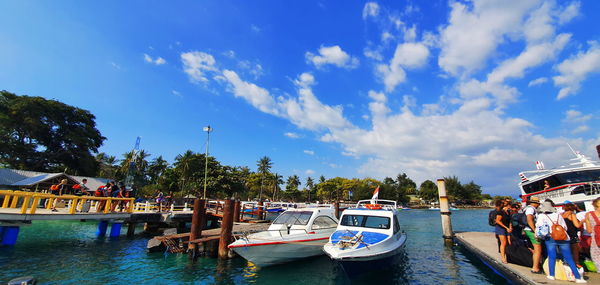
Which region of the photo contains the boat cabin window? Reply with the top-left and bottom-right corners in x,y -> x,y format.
340,215 -> 390,229
272,211 -> 313,225
393,216 -> 401,234
311,216 -> 338,230
522,170 -> 600,194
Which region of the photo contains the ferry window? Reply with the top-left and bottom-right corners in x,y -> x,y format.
364,216 -> 390,229
341,215 -> 366,227
341,215 -> 390,229
556,170 -> 600,184
311,216 -> 338,230
273,211 -> 313,225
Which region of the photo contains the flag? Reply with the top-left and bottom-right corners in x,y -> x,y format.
371,186 -> 380,200
519,172 -> 528,182
535,161 -> 545,170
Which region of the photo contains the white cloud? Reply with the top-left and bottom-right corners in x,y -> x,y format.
378,42 -> 429,92
251,25 -> 261,33
284,132 -> 300,139
305,45 -> 359,69
144,53 -> 167,65
223,50 -> 236,58
438,0 -> 539,76
553,41 -> 600,99
110,62 -> 121,69
305,169 -> 316,175
362,2 -> 380,20
303,150 -> 315,155
563,109 -> 592,123
328,163 -> 339,168
572,125 -> 589,134
181,51 -> 217,83
558,1 -> 580,24
528,77 -> 548,87
222,70 -> 280,115
171,90 -> 182,97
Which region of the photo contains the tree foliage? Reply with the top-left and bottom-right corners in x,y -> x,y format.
0,91 -> 105,175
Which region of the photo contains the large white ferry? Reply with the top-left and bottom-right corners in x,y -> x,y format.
519,145 -> 600,211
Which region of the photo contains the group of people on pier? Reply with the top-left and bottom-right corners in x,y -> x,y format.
491,196 -> 600,283
45,179 -> 136,212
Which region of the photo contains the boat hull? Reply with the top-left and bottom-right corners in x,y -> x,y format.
230,237 -> 329,267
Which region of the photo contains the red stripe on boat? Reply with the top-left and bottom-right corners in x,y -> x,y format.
228,237 -> 329,248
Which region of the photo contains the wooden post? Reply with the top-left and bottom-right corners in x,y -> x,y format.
437,179 -> 453,242
233,200 -> 241,222
218,199 -> 235,259
257,201 -> 264,220
127,223 -> 136,237
334,201 -> 340,219
189,199 -> 206,252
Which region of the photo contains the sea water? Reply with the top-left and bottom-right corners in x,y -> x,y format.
0,210 -> 508,284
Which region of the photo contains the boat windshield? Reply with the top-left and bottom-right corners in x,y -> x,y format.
340,214 -> 390,229
522,169 -> 600,194
272,211 -> 313,225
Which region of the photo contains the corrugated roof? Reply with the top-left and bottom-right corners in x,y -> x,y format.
11,173 -> 66,186
0,168 -> 112,192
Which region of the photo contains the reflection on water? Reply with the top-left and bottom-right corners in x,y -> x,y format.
0,210 -> 508,284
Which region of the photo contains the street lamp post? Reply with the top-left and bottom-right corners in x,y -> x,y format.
203,125 -> 213,199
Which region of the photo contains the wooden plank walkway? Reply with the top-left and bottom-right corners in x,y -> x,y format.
455,232 -> 599,284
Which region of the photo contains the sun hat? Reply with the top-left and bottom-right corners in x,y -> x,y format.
539,201 -> 556,213
529,196 -> 540,203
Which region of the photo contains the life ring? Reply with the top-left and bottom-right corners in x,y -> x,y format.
365,204 -> 382,210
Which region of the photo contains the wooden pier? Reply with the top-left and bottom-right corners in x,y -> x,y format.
455,232 -> 599,284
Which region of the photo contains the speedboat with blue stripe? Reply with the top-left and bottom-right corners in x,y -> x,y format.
323,199 -> 407,273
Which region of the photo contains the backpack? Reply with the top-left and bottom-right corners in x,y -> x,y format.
50,184 -> 59,191
488,210 -> 497,226
72,184 -> 81,190
511,206 -> 533,228
546,214 -> 568,241
590,212 -> 600,246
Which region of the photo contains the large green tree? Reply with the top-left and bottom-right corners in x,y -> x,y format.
418,180 -> 438,202
0,91 -> 105,175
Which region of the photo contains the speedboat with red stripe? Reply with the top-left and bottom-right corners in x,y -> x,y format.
519,144 -> 600,211
228,206 -> 338,267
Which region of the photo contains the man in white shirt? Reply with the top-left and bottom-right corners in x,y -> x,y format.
523,196 -> 542,274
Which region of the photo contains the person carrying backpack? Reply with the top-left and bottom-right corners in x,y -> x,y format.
536,200 -> 586,283
493,199 -> 512,264
584,197 -> 600,272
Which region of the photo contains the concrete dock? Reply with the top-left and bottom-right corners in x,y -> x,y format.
455,232 -> 599,284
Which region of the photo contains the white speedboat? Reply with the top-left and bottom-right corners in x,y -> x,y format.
323,199 -> 407,274
519,144 -> 600,211
228,206 -> 338,267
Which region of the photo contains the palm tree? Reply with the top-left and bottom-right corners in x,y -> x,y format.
306,177 -> 314,202
272,173 -> 284,201
256,156 -> 272,200
148,155 -> 169,184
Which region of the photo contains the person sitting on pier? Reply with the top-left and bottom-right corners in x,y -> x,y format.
73,179 -> 90,196
536,201 -> 585,283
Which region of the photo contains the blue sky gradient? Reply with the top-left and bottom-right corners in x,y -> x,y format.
1,0 -> 599,195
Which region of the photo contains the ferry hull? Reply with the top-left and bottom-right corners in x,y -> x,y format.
230,237 -> 329,267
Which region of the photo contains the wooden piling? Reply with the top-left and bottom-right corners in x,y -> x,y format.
218,199 -> 235,259
127,222 -> 136,237
334,201 -> 340,218
233,200 -> 241,222
437,179 -> 454,242
189,199 -> 206,251
257,201 -> 264,220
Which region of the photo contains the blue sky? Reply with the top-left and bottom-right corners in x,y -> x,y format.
1,0 -> 600,196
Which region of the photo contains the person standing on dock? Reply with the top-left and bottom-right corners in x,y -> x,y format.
536,201 -> 585,283
523,196 -> 542,274
584,197 -> 600,271
494,199 -> 512,264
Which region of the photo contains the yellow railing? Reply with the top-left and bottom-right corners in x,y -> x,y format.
0,190 -> 134,214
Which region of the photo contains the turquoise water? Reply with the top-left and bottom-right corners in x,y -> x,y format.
1,210 -> 507,284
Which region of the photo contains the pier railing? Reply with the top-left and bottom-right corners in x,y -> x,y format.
0,190 -> 134,214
